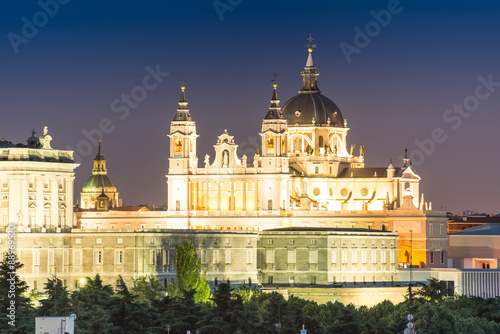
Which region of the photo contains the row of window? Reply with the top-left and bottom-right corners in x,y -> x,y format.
429,250 -> 446,265
31,249 -> 125,266
265,249 -> 396,265
429,223 -> 446,235
200,249 -> 253,265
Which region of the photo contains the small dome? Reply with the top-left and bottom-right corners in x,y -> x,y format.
281,93 -> 344,127
82,174 -> 116,192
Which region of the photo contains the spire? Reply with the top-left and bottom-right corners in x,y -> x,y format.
92,140 -> 107,174
403,147 -> 410,167
172,76 -> 193,122
300,34 -> 320,94
265,74 -> 282,119
95,139 -> 104,160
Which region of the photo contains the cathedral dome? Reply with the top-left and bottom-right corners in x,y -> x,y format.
82,174 -> 116,192
281,93 -> 344,127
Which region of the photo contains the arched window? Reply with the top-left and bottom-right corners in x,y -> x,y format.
175,138 -> 182,153
267,136 -> 274,153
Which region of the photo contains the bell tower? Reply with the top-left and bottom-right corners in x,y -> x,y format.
168,84 -> 198,174
167,82 -> 198,214
260,79 -> 288,173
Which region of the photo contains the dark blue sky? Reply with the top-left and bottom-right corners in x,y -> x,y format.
1,0 -> 499,214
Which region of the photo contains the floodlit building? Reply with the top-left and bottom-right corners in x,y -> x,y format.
0,41 -> 459,306
0,127 -> 78,232
165,45 -> 447,269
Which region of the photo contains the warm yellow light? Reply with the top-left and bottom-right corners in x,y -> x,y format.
273,83 -> 277,88
308,48 -> 313,52
79,278 -> 86,285
181,86 -> 185,90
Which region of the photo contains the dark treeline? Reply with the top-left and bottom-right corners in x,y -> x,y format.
3,254 -> 500,333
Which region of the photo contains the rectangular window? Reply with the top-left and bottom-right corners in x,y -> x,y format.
342,249 -> 348,264
247,249 -> 253,264
73,250 -> 82,266
381,250 -> 387,264
372,250 -> 377,264
163,250 -> 169,266
176,200 -> 180,211
33,250 -> 40,266
117,238 -> 123,244
315,166 -> 319,174
429,223 -> 433,235
267,199 -> 273,211
48,249 -> 54,266
287,250 -> 296,264
63,249 -> 69,266
75,238 -> 81,245
115,250 -> 124,265
430,251 -> 434,264
267,239 -> 273,245
309,250 -> 318,264
94,250 -> 103,265
150,250 -> 156,266
201,249 -> 207,264
268,276 -> 273,284
96,238 -> 102,244
440,224 -> 443,235
225,249 -> 231,264
331,250 -> 337,264
213,249 -> 220,264
289,239 -> 295,245
266,249 -> 275,264
352,250 -> 357,264
311,276 -> 316,285
362,250 -> 367,264
441,251 -> 444,264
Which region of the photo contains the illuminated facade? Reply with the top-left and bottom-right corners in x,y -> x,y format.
0,127 -> 78,232
166,46 -> 447,268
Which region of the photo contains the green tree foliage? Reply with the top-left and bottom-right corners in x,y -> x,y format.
7,273 -> 500,333
37,277 -> 71,317
416,277 -> 451,305
0,253 -> 35,333
130,275 -> 164,304
166,240 -> 210,303
110,275 -> 155,334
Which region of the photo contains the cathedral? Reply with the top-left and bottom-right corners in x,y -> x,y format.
0,41 -> 455,305
166,44 -> 447,268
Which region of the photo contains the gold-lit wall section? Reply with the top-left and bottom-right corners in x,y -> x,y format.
189,180 -> 261,212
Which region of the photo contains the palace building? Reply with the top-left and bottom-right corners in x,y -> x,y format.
0,41 -> 464,306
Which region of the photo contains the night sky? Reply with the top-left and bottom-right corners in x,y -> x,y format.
1,0 -> 499,214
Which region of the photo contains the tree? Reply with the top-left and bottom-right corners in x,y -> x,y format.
110,276 -> 154,334
130,275 -> 164,304
0,252 -> 35,333
167,240 -> 210,303
416,278 -> 451,305
71,274 -> 115,334
38,277 -> 71,316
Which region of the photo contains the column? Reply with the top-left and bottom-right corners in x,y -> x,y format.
217,181 -> 221,211
194,181 -> 198,211
242,181 -> 246,211
254,181 -> 258,211
259,180 -> 264,212
230,181 -> 235,211
205,181 -> 209,211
